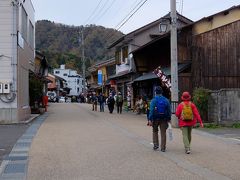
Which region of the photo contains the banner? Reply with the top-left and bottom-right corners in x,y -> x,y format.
98,70 -> 102,85
153,66 -> 171,89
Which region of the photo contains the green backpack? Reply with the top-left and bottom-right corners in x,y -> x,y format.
117,95 -> 123,103
181,102 -> 193,121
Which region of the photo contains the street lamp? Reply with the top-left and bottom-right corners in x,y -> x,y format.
159,18 -> 170,33
158,0 -> 179,127
170,0 -> 179,127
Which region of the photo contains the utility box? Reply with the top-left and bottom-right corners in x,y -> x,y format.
0,84 -> 3,94
3,83 -> 10,94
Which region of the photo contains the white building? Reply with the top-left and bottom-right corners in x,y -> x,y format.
54,65 -> 83,96
0,0 -> 35,123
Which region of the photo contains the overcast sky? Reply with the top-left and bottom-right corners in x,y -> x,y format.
32,0 -> 239,34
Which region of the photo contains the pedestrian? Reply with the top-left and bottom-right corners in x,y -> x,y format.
135,96 -> 143,114
107,93 -> 115,113
91,93 -> 98,111
149,86 -> 171,152
98,93 -> 105,112
116,92 -> 123,114
175,91 -> 204,154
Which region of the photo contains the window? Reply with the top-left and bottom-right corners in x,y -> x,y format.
29,21 -> 34,48
63,73 -> 68,76
55,71 -> 60,74
77,88 -> 80,93
77,79 -> 80,84
122,46 -> 128,63
21,7 -> 28,40
115,50 -> 121,65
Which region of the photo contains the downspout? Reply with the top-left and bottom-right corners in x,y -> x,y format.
11,0 -> 18,97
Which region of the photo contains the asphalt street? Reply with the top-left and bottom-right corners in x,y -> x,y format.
0,103 -> 240,180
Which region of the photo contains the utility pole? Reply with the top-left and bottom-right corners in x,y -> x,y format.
81,27 -> 86,95
170,0 -> 179,127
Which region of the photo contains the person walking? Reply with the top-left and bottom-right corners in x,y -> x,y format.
107,93 -> 115,113
175,91 -> 204,154
98,93 -> 105,112
116,92 -> 123,114
91,93 -> 98,111
149,86 -> 171,152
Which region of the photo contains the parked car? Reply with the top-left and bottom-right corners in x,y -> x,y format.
59,96 -> 65,103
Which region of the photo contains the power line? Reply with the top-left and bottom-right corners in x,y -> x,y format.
114,0 -> 147,30
116,0 -> 149,31
94,0 -> 118,24
87,0 -> 111,24
82,0 -> 104,25
103,0 -> 149,45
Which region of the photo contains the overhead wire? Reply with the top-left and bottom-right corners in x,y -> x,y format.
103,0 -> 149,46
87,0 -> 112,24
82,0 -> 104,25
94,0 -> 118,24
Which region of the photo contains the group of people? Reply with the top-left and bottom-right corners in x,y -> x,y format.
90,86 -> 204,154
90,91 -> 124,114
148,86 -> 204,154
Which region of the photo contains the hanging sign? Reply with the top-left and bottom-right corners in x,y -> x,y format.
153,66 -> 171,89
98,70 -> 102,85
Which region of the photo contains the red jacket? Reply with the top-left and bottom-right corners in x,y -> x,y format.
175,101 -> 203,127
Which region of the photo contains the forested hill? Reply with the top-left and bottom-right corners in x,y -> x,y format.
35,20 -> 124,72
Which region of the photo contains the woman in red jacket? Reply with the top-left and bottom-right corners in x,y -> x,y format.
175,92 -> 204,154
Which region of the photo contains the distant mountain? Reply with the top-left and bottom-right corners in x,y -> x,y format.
35,20 -> 123,73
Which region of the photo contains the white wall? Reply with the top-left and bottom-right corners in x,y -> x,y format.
0,0 -> 14,83
0,0 -> 35,123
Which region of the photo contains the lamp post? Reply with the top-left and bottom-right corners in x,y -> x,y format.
159,0 -> 179,127
170,0 -> 179,127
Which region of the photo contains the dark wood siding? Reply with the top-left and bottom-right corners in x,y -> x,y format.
191,21 -> 240,90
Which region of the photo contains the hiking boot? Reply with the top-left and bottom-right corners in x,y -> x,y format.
153,145 -> 159,150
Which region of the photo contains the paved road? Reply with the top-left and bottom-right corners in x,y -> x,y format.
26,103 -> 240,180
1,103 -> 240,180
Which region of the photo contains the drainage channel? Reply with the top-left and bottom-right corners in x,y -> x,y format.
0,113 -> 48,180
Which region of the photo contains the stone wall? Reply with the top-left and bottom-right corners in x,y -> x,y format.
208,89 -> 240,124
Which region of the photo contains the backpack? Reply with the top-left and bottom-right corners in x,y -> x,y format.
155,97 -> 167,118
117,95 -> 123,103
181,102 -> 193,121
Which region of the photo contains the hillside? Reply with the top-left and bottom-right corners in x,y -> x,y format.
35,20 -> 124,73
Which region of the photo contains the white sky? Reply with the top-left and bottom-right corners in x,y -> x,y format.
32,0 -> 240,34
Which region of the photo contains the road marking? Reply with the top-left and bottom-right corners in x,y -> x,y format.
0,149 -> 5,151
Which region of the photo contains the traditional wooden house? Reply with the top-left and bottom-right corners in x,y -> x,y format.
108,13 -> 192,107
133,5 -> 240,98
29,51 -> 49,112
191,5 -> 240,90
87,58 -> 116,96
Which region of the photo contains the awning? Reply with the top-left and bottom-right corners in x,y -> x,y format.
108,71 -> 132,80
133,62 -> 191,82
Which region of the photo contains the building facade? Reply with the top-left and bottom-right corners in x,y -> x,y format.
53,65 -> 83,97
0,0 -> 35,123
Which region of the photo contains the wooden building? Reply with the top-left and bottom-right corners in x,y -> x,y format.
132,5 -> 240,99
